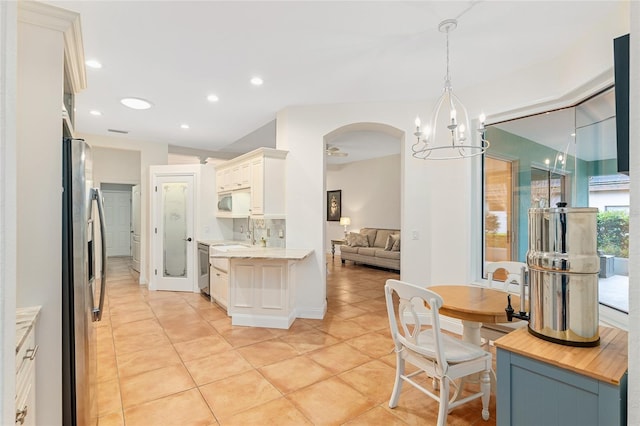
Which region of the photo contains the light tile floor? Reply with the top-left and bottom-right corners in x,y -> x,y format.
97,256 -> 497,425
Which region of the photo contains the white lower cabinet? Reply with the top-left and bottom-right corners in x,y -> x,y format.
15,313 -> 39,426
228,259 -> 297,329
210,265 -> 229,310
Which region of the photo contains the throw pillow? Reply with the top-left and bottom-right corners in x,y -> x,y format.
391,234 -> 401,251
359,228 -> 377,247
347,232 -> 369,247
384,234 -> 394,251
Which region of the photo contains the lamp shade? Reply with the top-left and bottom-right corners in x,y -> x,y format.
339,217 -> 351,226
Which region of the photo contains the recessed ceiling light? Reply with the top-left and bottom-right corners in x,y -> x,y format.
120,97 -> 153,110
85,59 -> 102,69
250,76 -> 263,86
180,124 -> 190,129
207,94 -> 219,102
89,110 -> 102,116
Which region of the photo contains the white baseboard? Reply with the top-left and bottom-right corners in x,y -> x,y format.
231,311 -> 296,329
296,300 -> 328,320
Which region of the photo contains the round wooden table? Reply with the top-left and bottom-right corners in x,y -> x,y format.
429,285 -> 522,346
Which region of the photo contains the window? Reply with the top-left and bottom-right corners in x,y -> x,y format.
484,157 -> 514,263
481,87 -> 629,314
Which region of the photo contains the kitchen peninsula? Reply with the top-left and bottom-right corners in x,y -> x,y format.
208,244 -> 313,329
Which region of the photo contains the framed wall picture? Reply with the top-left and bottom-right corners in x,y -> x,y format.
327,190 -> 341,221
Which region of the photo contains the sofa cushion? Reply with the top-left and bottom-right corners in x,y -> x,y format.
376,249 -> 400,260
357,247 -> 378,256
340,244 -> 359,254
374,229 -> 396,248
359,228 -> 378,247
346,232 -> 369,247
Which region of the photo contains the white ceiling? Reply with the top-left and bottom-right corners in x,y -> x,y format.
46,1 -> 627,160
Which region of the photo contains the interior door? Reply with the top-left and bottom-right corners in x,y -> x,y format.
152,174 -> 195,292
103,190 -> 132,256
131,184 -> 141,272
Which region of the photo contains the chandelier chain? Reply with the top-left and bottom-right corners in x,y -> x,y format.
445,27 -> 450,83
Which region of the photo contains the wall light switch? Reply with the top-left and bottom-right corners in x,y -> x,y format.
412,230 -> 419,240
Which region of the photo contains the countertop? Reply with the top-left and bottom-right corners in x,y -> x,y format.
211,247 -> 313,260
16,306 -> 41,354
494,326 -> 628,385
198,239 -> 246,246
199,239 -> 313,260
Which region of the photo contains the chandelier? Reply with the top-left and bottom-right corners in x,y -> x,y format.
412,19 -> 489,160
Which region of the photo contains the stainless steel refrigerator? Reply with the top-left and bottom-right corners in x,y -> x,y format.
62,138 -> 107,426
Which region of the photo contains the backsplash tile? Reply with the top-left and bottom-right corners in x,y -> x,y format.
232,218 -> 286,248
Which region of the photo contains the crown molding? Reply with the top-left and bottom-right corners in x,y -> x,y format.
487,69 -> 614,126
18,1 -> 86,93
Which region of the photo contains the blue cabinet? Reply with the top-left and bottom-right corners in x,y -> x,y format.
495,327 -> 627,426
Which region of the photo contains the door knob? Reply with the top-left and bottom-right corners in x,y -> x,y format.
184,237 -> 192,242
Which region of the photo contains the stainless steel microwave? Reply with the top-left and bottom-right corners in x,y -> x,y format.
217,194 -> 232,211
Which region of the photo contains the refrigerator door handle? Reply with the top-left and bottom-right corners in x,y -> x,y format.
91,188 -> 107,322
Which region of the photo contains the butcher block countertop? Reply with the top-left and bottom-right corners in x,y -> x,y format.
494,326 -> 627,385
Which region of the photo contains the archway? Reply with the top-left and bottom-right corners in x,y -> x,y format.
323,121 -> 404,304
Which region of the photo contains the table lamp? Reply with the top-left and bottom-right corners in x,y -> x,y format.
339,216 -> 351,238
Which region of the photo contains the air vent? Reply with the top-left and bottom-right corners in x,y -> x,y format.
107,128 -> 129,134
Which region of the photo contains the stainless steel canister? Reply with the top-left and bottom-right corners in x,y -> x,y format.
526,205 -> 600,347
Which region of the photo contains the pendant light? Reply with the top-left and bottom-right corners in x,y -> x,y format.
412,19 -> 489,160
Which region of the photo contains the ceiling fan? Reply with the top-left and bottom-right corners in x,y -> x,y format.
325,144 -> 348,157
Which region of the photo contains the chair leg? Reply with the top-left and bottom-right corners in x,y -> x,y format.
436,378 -> 450,426
388,353 -> 404,408
481,370 -> 491,421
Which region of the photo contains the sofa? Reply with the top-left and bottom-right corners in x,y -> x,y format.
340,228 -> 400,271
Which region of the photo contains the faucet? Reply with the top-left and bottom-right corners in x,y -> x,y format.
246,216 -> 255,245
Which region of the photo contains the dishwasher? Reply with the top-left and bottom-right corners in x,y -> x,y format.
197,243 -> 211,296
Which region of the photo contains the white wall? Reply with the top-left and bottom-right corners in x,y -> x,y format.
16,15 -> 65,424
325,154 -> 400,252
93,146 -> 141,187
80,133 -> 168,285
0,1 -> 17,424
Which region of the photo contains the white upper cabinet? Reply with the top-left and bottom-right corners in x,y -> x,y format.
214,148 -> 287,217
216,160 -> 251,193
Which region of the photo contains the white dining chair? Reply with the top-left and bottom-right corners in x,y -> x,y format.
384,279 -> 492,425
481,261 -> 529,344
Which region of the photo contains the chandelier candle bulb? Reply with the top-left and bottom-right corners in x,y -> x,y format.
479,114 -> 486,129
